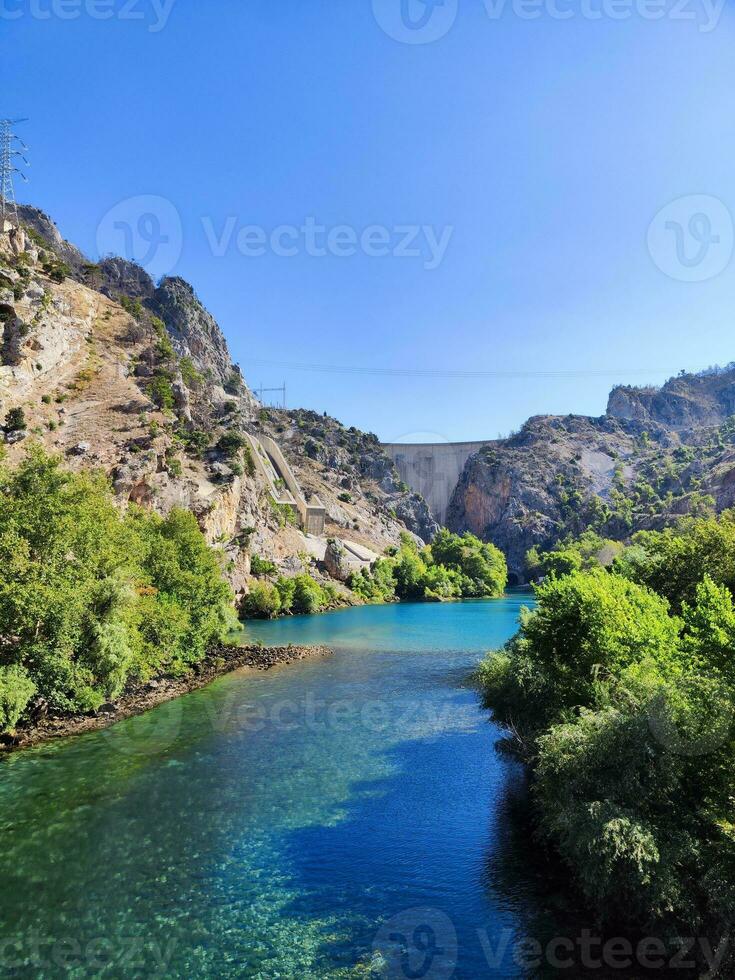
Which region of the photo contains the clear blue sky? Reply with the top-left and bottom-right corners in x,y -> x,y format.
4,0 -> 735,441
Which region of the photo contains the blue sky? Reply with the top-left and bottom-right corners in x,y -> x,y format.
4,0 -> 735,440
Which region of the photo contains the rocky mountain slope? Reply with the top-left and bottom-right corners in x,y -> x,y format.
448,368 -> 735,580
0,207 -> 436,602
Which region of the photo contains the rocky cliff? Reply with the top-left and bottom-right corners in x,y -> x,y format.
608,366 -> 735,432
449,369 -> 735,580
0,208 -> 435,603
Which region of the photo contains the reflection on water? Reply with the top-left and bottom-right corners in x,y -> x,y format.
0,593 -> 615,978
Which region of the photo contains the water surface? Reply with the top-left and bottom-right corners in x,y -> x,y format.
0,594 -> 555,978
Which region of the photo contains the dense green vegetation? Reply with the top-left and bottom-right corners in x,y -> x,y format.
479,511 -> 735,962
241,529 -> 507,619
241,574 -> 340,619
350,529 -> 507,603
0,448 -> 235,733
525,529 -> 624,580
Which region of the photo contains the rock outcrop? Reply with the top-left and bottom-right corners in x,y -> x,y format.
0,206 -> 436,602
450,367 -> 735,580
98,257 -> 155,301
149,277 -> 239,388
607,367 -> 735,432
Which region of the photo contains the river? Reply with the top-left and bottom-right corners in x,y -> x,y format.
0,593 -> 571,979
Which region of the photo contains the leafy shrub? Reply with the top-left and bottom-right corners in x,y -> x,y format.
0,666 -> 36,731
241,581 -> 281,619
268,498 -> 297,527
178,427 -> 210,457
4,407 -> 26,432
148,374 -> 175,411
42,258 -> 70,283
352,530 -> 507,604
0,449 -> 234,728
250,554 -> 277,577
179,356 -> 203,388
478,509 -> 735,959
242,444 -> 256,477
225,370 -> 243,395
120,296 -> 144,321
217,431 -> 247,458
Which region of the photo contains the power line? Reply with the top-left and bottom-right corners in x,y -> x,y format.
0,118 -> 29,229
245,358 -> 670,381
254,382 -> 287,408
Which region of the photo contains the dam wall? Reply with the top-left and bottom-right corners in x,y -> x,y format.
382,441 -> 491,525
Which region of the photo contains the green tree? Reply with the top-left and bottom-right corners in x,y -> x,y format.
0,449 -> 234,728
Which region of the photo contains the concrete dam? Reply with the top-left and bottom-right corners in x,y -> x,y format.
382,441 -> 491,525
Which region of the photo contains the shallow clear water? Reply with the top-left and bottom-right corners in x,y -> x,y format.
0,594 -> 557,979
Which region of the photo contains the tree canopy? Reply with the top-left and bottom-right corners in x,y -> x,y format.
0,448 -> 235,731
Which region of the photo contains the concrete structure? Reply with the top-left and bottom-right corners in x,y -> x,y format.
245,431 -> 326,535
382,441 -> 491,525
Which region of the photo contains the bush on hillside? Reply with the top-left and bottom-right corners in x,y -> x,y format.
0,448 -> 234,729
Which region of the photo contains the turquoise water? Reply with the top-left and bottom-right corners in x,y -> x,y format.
0,594 -> 554,978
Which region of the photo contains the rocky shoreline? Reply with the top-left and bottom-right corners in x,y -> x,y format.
0,643 -> 333,754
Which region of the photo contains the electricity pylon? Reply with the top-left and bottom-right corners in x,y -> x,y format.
0,118 -> 29,229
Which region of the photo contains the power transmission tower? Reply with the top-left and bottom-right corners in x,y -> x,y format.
0,118 -> 29,229
255,382 -> 286,409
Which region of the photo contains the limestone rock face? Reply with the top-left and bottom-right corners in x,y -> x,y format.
608,368 -> 735,432
324,539 -> 352,582
149,277 -> 235,387
0,205 -> 439,599
447,414 -> 678,580
258,408 -> 439,548
17,204 -> 87,274
98,258 -> 155,301
450,367 -> 735,581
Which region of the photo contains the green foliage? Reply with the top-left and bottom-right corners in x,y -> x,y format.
42,257 -> 71,283
349,558 -> 397,602
268,497 -> 298,527
179,356 -> 203,388
241,444 -> 256,478
250,554 -> 277,577
0,449 -> 234,729
0,666 -> 36,732
4,406 -> 26,432
241,581 -> 281,619
429,528 -> 507,597
151,317 -> 175,362
614,512 -> 735,610
177,427 -> 211,458
217,431 -> 247,458
225,370 -> 243,396
120,295 -> 144,321
478,509 -> 735,955
242,573 -> 336,619
526,530 -> 624,581
350,529 -> 507,605
147,374 -> 175,411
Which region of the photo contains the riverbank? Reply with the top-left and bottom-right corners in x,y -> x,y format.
0,643 -> 333,753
